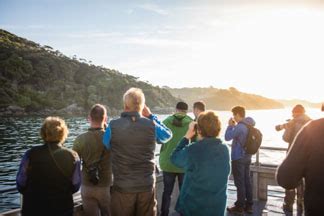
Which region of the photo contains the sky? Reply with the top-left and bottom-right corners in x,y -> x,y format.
1,0 -> 324,102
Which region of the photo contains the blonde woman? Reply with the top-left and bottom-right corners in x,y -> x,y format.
16,116 -> 81,216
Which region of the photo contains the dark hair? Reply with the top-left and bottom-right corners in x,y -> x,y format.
193,101 -> 206,112
197,111 -> 221,137
176,102 -> 188,111
90,104 -> 107,123
231,106 -> 245,118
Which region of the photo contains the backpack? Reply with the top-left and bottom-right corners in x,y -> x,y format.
241,122 -> 263,154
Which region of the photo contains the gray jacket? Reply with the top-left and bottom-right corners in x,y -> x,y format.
110,112 -> 157,193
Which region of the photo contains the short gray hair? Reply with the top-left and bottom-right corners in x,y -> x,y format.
123,88 -> 145,112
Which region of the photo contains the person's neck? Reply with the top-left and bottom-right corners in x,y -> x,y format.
237,117 -> 244,122
90,122 -> 103,129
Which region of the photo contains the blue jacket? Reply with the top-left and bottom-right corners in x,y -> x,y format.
225,117 -> 255,160
171,137 -> 231,216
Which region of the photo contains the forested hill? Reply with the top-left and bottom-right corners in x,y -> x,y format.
167,87 -> 284,110
0,29 -> 178,115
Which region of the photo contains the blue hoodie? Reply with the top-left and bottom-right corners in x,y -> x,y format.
225,117 -> 255,160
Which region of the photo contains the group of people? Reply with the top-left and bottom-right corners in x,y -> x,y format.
15,87 -> 324,216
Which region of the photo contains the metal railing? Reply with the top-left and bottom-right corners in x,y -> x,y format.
0,145 -> 289,214
254,146 -> 287,166
0,146 -> 288,195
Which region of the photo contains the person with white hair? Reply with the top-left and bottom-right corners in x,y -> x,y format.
102,87 -> 172,216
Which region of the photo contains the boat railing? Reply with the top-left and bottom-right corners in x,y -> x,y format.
0,145 -> 288,214
0,145 -> 288,195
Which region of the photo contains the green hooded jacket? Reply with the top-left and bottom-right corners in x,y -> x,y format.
159,113 -> 193,173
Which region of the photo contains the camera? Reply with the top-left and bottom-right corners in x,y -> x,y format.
194,123 -> 198,134
88,164 -> 100,185
275,119 -> 291,131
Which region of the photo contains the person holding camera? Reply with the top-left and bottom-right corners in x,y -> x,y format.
225,106 -> 255,214
159,101 -> 193,216
73,104 -> 112,216
193,101 -> 206,120
170,111 -> 230,216
276,104 -> 311,213
277,104 -> 324,216
102,88 -> 172,216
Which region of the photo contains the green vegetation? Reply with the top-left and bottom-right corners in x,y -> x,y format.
167,87 -> 284,110
0,29 -> 178,115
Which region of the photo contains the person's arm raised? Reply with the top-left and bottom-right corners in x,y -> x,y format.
143,105 -> 172,144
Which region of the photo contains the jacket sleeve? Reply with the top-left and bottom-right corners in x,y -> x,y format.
170,137 -> 190,168
149,114 -> 172,144
102,123 -> 112,149
282,123 -> 294,144
71,157 -> 81,193
16,150 -> 31,193
276,124 -> 310,189
225,125 -> 243,141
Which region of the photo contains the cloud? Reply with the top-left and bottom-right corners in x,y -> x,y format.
65,31 -> 123,39
120,37 -> 190,48
0,24 -> 48,30
138,3 -> 169,15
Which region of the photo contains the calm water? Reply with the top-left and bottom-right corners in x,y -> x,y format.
0,109 -> 322,212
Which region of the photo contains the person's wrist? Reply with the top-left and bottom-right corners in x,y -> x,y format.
185,133 -> 192,139
183,136 -> 190,141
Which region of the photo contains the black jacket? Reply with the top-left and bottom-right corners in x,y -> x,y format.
17,143 -> 80,216
277,118 -> 324,216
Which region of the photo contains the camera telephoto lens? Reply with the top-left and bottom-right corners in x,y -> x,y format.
275,125 -> 282,131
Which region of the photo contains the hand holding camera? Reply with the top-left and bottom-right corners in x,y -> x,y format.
228,118 -> 236,126
185,122 -> 197,139
142,104 -> 152,118
275,119 -> 291,131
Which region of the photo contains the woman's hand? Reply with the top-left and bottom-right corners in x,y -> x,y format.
185,121 -> 197,140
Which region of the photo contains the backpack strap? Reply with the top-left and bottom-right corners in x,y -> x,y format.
47,144 -> 72,182
238,121 -> 251,147
83,131 -> 106,170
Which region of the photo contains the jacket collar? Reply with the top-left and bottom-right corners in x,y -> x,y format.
121,111 -> 141,118
88,127 -> 104,131
202,137 -> 221,143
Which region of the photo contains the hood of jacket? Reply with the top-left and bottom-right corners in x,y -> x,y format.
241,117 -> 256,127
